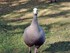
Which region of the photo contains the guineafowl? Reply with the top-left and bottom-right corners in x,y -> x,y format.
23,8 -> 45,53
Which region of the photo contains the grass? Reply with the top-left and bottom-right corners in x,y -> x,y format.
0,0 -> 70,53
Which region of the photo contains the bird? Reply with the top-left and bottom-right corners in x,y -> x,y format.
23,8 -> 45,53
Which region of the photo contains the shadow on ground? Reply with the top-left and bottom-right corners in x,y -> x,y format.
0,0 -> 70,16
43,41 -> 70,53
39,10 -> 70,18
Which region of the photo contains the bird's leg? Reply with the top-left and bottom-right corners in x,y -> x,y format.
34,47 -> 38,53
29,47 -> 31,53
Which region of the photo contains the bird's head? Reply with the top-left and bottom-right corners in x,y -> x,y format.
33,8 -> 38,15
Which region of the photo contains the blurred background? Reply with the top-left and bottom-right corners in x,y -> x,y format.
0,0 -> 70,53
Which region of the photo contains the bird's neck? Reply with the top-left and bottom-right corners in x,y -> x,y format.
31,14 -> 38,26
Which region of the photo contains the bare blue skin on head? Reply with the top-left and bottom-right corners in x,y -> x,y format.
23,8 -> 45,53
